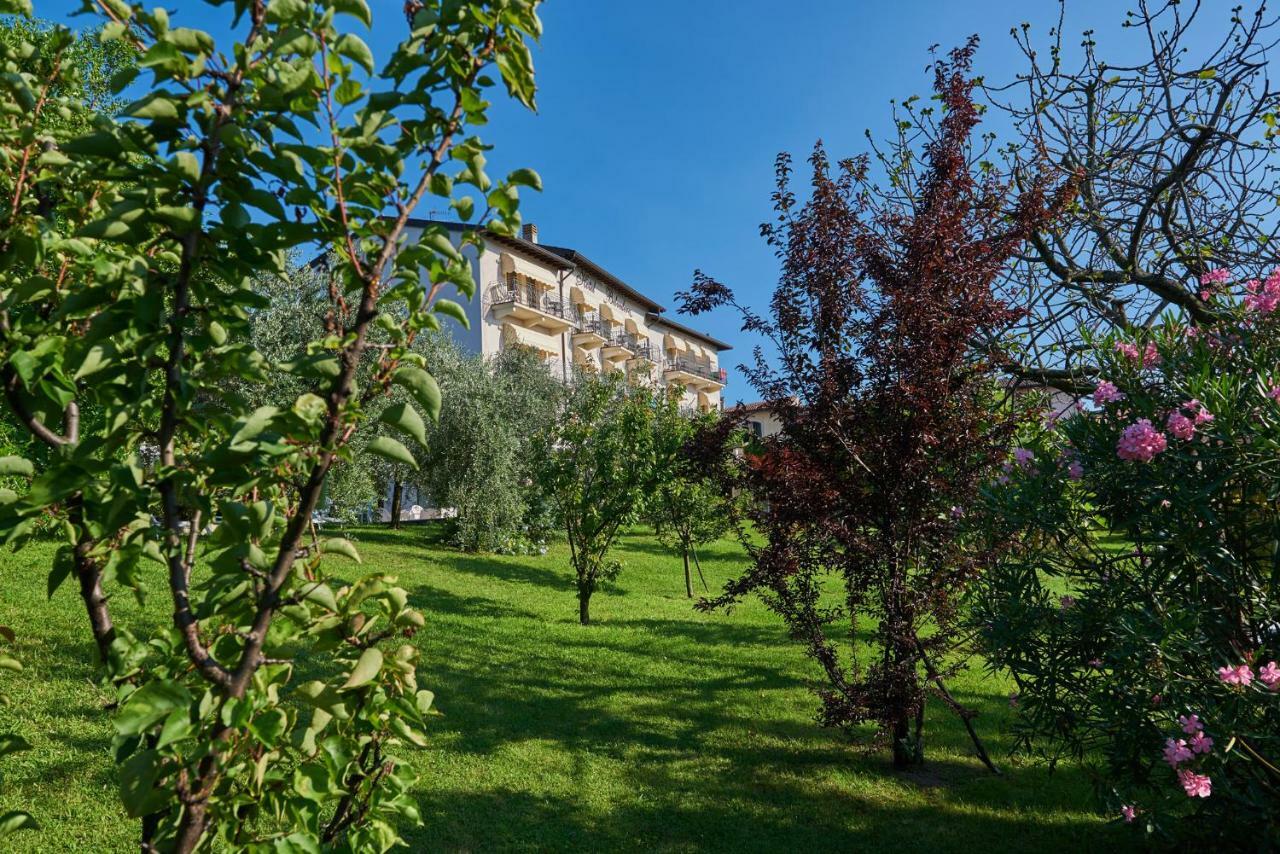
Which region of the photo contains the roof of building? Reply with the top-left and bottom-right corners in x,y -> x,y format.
645,311 -> 733,351
539,246 -> 665,313
404,218 -> 575,271
724,400 -> 774,415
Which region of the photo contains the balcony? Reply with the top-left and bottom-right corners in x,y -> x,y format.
572,314 -> 608,349
601,331 -> 638,362
663,357 -> 725,390
487,283 -> 574,334
628,340 -> 655,363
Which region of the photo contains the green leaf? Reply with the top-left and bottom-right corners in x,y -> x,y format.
250,707 -> 288,746
122,92 -> 180,121
0,658 -> 21,673
1197,68 -> 1217,79
0,457 -> 33,477
73,343 -> 114,380
47,547 -> 73,599
433,299 -> 470,329
392,366 -> 441,422
265,0 -> 308,23
367,436 -> 418,470
119,749 -> 167,818
334,33 -> 374,74
300,581 -> 338,612
0,734 -> 31,759
0,812 -> 38,837
379,401 -> 427,447
332,0 -> 372,26
114,680 -> 193,736
507,167 -> 542,191
422,230 -> 462,263
340,647 -> 383,691
319,538 -> 361,564
231,406 -> 279,446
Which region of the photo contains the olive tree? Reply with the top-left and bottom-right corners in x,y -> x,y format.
0,1 -> 543,850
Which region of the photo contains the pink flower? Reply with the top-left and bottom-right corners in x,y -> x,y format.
1121,805 -> 1137,823
1092,380 -> 1126,405
1116,419 -> 1168,462
1163,738 -> 1194,767
1067,460 -> 1084,481
1243,269 -> 1280,314
1200,268 -> 1232,286
1008,691 -> 1019,708
1059,595 -> 1076,611
1114,341 -> 1141,363
1178,713 -> 1203,734
1183,399 -> 1215,425
1012,447 -> 1035,468
1217,663 -> 1254,686
1177,769 -> 1212,798
1259,661 -> 1280,690
1166,410 -> 1194,441
1190,731 -> 1214,755
1268,386 -> 1280,403
1142,343 -> 1161,368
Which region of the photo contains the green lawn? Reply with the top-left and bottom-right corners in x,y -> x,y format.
0,526 -> 1132,853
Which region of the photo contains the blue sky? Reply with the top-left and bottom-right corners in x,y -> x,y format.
32,0 -> 1225,400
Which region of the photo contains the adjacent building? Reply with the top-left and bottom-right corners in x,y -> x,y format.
409,220 -> 731,413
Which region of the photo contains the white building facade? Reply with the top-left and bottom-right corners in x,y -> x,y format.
407,220 -> 730,413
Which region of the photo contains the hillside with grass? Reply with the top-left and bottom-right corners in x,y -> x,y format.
0,525 -> 1130,853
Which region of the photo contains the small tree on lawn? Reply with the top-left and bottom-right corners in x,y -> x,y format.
0,0 -> 543,850
648,403 -> 735,598
679,39 -> 1072,768
537,370 -> 660,624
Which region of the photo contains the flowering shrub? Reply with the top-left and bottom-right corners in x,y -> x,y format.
976,272 -> 1280,846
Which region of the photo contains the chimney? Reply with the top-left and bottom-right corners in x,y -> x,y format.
522,223 -> 538,244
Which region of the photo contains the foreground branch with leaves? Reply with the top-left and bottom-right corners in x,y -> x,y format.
0,0 -> 542,849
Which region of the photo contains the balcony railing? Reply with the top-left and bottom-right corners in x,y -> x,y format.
575,316 -> 607,338
629,340 -> 654,362
664,357 -> 723,384
488,282 -> 569,320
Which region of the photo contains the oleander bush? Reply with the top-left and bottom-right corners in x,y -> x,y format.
978,270 -> 1280,846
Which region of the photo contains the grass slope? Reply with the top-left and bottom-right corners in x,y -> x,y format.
0,526 -> 1132,853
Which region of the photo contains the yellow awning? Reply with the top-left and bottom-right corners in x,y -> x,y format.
569,285 -> 587,307
624,317 -> 642,336
501,322 -> 560,357
498,251 -> 555,288
598,302 -> 618,322
663,332 -> 684,353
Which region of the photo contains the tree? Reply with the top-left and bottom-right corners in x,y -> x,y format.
536,370 -> 662,624
976,2 -> 1280,391
417,340 -> 563,552
0,1 -> 543,850
679,40 -> 1070,768
648,404 -> 734,598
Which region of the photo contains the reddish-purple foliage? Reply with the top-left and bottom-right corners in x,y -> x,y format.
681,39 -> 1074,766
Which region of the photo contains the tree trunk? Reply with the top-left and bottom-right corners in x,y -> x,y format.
578,588 -> 591,625
683,549 -> 693,598
390,479 -> 403,530
891,711 -> 920,768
